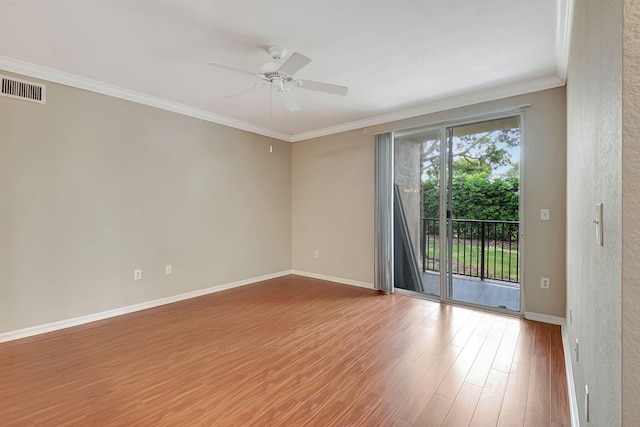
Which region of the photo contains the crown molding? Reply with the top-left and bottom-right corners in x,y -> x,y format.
0,56 -> 292,142
555,0 -> 574,82
1,55 -> 566,144
289,74 -> 565,142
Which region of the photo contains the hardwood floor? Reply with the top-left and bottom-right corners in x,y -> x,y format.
0,275 -> 570,426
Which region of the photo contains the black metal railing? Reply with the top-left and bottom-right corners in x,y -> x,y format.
421,218 -> 520,283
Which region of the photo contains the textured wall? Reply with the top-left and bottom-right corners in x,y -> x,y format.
0,72 -> 292,333
566,0 -> 623,425
622,0 -> 640,423
292,88 -> 566,317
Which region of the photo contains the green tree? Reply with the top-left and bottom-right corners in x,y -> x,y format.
421,125 -> 520,227
422,128 -> 520,179
451,158 -> 492,177
502,161 -> 520,179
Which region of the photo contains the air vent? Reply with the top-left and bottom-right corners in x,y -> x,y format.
1,75 -> 46,104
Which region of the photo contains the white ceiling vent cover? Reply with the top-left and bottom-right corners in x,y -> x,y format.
1,75 -> 46,104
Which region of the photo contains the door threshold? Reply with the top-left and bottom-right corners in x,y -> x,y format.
394,288 -> 523,318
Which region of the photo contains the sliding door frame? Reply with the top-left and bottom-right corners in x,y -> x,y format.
387,107 -> 527,316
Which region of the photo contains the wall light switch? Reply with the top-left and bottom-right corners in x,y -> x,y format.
165,265 -> 172,275
585,384 -> 590,422
540,208 -> 550,221
594,203 -> 604,246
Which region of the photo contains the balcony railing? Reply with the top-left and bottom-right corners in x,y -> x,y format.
421,218 -> 520,283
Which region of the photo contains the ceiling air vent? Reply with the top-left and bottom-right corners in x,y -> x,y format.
1,75 -> 46,104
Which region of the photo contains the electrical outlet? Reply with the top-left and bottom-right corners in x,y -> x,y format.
165,265 -> 172,275
134,269 -> 142,280
541,277 -> 550,289
314,251 -> 319,259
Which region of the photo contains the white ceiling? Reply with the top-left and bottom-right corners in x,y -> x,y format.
0,0 -> 572,142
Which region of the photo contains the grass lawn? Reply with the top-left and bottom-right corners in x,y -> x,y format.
424,238 -> 519,282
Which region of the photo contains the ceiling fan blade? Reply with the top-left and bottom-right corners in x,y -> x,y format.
280,89 -> 301,112
296,79 -> 348,96
205,61 -> 256,77
223,84 -> 265,99
278,52 -> 311,76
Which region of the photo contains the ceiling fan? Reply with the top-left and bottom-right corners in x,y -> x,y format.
205,46 -> 348,112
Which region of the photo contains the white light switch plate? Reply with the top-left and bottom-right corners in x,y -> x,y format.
585,384 -> 590,422
540,208 -> 550,221
595,203 -> 604,246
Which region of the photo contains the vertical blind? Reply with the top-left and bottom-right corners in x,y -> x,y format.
374,132 -> 394,294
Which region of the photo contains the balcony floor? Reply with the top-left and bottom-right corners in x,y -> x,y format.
419,271 -> 520,312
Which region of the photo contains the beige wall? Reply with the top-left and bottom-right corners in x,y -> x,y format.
0,72 -> 292,334
1,71 -> 567,336
623,0 -> 640,423
292,87 -> 566,317
291,130 -> 375,284
566,0 -> 624,425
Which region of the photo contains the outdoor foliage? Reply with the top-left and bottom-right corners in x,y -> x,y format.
423,174 -> 519,221
422,127 -> 520,222
421,128 -> 520,177
419,124 -> 521,282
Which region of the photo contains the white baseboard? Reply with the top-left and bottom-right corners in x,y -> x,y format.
562,323 -> 580,427
0,270 -> 291,343
290,270 -> 374,290
524,311 -> 565,325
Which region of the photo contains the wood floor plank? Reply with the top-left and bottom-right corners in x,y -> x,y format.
414,393 -> 454,427
436,334 -> 485,399
441,382 -> 483,427
0,275 -> 570,426
525,354 -> 551,425
492,322 -> 521,373
550,324 -> 571,425
470,368 -> 509,426
525,323 -> 552,426
513,320 -> 536,366
449,310 -> 484,347
424,305 -> 473,355
465,318 -> 507,387
395,344 -> 464,424
497,361 -> 532,427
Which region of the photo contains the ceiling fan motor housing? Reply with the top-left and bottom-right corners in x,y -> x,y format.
260,62 -> 294,84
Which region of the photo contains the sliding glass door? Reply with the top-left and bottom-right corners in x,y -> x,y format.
392,115 -> 522,313
393,130 -> 442,297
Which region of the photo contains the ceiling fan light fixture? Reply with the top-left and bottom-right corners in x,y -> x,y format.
274,80 -> 286,93
267,46 -> 287,61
